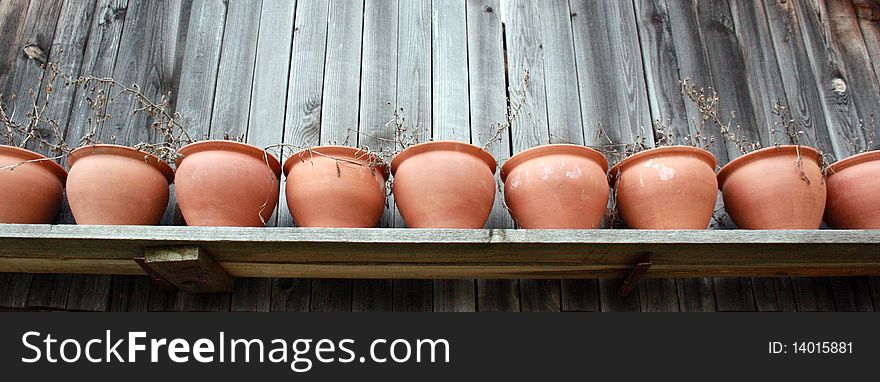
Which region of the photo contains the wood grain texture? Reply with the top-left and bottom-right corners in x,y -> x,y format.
277,0 -> 329,228
144,246 -> 233,293
173,0 -> 226,139
394,0 -> 434,312
320,0 -> 363,146
432,0 -> 467,141
467,0 -> 513,313
310,0 -> 364,312
1,0 -> 67,312
4,0 -> 880,311
347,0 -> 401,313
208,0 -> 262,140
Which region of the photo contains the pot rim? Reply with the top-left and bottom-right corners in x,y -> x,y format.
826,149 -> 880,176
69,144 -> 174,184
282,145 -> 389,180
390,140 -> 497,175
500,144 -> 608,182
177,140 -> 282,179
717,145 -> 821,189
0,144 -> 68,182
609,145 -> 717,184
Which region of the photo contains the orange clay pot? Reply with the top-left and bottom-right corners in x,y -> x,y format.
391,141 -> 496,228
0,145 -> 67,223
501,144 -> 609,228
66,145 -> 173,225
610,146 -> 718,229
824,150 -> 880,229
175,140 -> 281,227
717,145 -> 826,229
283,146 -> 388,227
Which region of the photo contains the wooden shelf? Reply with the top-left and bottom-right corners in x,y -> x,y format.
1,224 -> 879,290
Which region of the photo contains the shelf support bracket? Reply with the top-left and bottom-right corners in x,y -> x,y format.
138,246 -> 233,294
619,253 -> 652,297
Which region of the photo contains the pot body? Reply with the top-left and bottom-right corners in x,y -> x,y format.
824,151 -> 880,229
501,144 -> 609,228
175,141 -> 281,227
718,145 -> 826,229
284,146 -> 387,227
610,146 -> 718,229
0,145 -> 67,223
67,145 -> 173,225
391,141 -> 496,228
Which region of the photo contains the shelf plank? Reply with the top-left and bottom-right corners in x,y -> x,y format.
0,225 -> 878,280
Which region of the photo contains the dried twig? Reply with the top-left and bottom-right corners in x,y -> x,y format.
680,77 -> 755,154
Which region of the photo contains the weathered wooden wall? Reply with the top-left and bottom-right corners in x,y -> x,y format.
1,0 -> 879,311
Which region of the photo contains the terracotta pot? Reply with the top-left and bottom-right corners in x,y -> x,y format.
610,146 -> 718,229
0,145 -> 67,224
501,144 -> 609,228
283,146 -> 388,227
391,141 -> 496,228
175,140 -> 281,227
717,145 -> 826,229
824,150 -> 880,229
66,145 -> 173,225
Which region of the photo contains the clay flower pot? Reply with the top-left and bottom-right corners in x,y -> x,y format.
501,144 -> 609,228
66,145 -> 174,225
824,150 -> 880,229
283,146 -> 388,227
610,146 -> 718,229
391,141 -> 496,228
175,140 -> 281,227
0,145 -> 67,223
717,145 -> 826,229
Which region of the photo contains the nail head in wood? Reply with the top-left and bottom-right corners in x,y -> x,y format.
143,246 -> 233,293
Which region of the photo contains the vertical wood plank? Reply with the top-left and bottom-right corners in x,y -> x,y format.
0,0 -> 30,90
574,0 -> 656,311
598,279 -> 640,312
432,0 -> 467,140
310,279 -> 352,312
751,277 -> 797,312
0,273 -> 32,309
278,0 -> 329,227
150,0 -> 228,311
467,0 -> 511,313
173,0 -> 226,140
228,0 -> 298,310
1,0 -> 64,118
108,276 -> 151,312
320,0 -> 364,146
349,0 -> 399,312
310,0 -> 365,311
852,0 -> 880,78
208,0 -> 262,140
726,0 -> 798,312
273,0 -> 329,311
692,0 -> 765,311
270,278 -> 310,312
537,0 -> 599,312
500,0 -> 552,312
784,1 -> 876,311
2,0 -> 67,312
829,277 -> 874,312
433,279 -> 475,312
72,0 -> 189,312
230,278 -> 271,312
393,280 -> 433,312
66,275 -> 111,311
394,0 -> 434,310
